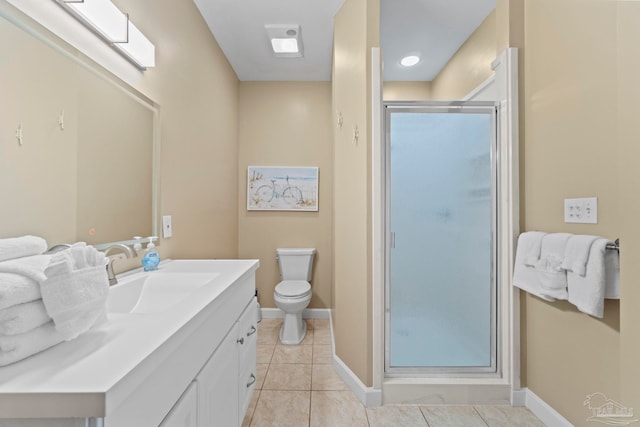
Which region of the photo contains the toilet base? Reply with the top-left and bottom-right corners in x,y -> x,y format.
279,312 -> 307,345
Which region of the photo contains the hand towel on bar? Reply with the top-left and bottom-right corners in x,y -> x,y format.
568,238 -> 617,318
535,233 -> 571,300
0,321 -> 64,366
40,243 -> 109,341
0,235 -> 47,263
0,255 -> 52,310
0,300 -> 51,335
513,232 -> 555,301
523,231 -> 546,267
561,235 -> 599,276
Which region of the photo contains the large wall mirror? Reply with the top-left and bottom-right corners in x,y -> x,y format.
0,4 -> 159,249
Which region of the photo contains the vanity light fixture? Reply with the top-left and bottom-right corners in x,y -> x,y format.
265,24 -> 304,58
54,0 -> 155,69
400,55 -> 420,67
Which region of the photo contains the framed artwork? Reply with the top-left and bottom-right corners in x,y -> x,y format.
247,166 -> 319,211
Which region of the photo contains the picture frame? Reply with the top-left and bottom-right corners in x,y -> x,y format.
247,166 -> 319,211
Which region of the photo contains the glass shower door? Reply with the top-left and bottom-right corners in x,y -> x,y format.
385,102 -> 497,375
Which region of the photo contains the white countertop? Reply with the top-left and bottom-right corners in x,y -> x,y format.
0,259 -> 259,419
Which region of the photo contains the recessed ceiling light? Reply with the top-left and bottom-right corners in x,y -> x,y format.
400,55 -> 420,67
265,24 -> 304,58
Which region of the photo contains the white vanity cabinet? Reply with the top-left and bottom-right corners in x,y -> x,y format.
196,298 -> 257,427
160,382 -> 198,427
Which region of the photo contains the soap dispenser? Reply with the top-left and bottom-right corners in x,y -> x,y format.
142,236 -> 160,272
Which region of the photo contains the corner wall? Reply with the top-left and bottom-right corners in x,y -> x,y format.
332,0 -> 379,386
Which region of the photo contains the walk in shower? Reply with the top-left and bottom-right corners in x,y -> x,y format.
385,101 -> 498,376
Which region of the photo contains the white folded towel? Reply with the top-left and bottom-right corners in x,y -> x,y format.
523,231 -> 546,267
561,235 -> 599,276
0,321 -> 64,366
604,249 -> 620,299
0,300 -> 51,335
567,239 -> 617,318
40,243 -> 109,341
0,255 -> 52,310
536,233 -> 571,300
513,232 -> 555,301
0,235 -> 47,263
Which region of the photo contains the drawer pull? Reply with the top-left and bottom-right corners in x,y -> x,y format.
237,337 -> 244,345
246,325 -> 257,337
246,374 -> 256,388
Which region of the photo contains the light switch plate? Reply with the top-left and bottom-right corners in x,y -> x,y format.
564,197 -> 598,224
162,215 -> 173,238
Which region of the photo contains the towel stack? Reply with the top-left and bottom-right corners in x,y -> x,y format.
513,232 -> 619,318
0,237 -> 109,366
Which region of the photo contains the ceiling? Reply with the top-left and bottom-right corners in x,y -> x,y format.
193,0 -> 495,82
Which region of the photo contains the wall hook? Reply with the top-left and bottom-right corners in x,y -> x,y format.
352,124 -> 359,145
337,111 -> 344,130
15,124 -> 23,146
58,110 -> 64,130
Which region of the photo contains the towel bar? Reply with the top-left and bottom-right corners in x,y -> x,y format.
605,239 -> 620,252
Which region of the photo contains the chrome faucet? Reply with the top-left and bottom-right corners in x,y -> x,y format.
104,244 -> 135,286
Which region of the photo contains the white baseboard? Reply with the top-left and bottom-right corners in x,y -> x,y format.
522,388 -> 573,427
260,308 -> 331,319
333,354 -> 382,407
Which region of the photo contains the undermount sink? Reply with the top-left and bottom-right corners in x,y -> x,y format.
107,272 -> 219,314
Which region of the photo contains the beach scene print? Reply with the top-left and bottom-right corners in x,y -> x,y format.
247,166 -> 319,211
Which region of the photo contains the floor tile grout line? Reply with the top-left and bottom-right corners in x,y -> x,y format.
418,406 -> 432,427
472,405 -> 491,426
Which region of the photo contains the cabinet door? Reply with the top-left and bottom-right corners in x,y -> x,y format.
159,382 -> 197,427
237,299 -> 258,420
197,323 -> 240,427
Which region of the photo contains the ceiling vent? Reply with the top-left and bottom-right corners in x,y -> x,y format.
265,24 -> 303,58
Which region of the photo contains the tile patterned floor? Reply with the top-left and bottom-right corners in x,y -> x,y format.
243,318 -> 545,427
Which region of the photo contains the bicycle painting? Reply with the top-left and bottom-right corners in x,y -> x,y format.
247,166 -> 319,211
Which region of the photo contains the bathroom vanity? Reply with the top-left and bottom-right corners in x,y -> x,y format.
0,259 -> 259,427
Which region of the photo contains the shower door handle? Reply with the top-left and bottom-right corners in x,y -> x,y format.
390,232 -> 396,249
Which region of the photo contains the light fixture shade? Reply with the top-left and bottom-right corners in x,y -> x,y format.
265,24 -> 303,58
55,0 -> 155,69
400,55 -> 420,67
115,21 -> 155,68
64,0 -> 128,42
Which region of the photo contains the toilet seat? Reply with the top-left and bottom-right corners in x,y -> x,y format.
275,280 -> 311,299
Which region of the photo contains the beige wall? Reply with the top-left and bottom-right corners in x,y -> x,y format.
431,10 -> 496,100
237,82 -> 333,309
120,0 -> 240,260
521,0 -> 628,425
617,1 -> 640,413
382,81 -> 432,101
332,0 -> 379,387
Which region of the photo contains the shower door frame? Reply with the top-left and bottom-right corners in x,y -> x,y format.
383,101 -> 500,377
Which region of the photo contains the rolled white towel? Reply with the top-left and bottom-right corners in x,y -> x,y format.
523,231 -> 546,267
0,300 -> 51,335
513,232 -> 555,301
0,236 -> 47,262
561,235 -> 599,276
41,243 -> 109,341
0,255 -> 52,310
568,239 -> 616,318
0,321 -> 64,366
536,233 -> 571,300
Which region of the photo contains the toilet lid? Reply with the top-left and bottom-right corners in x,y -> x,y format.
275,280 -> 311,298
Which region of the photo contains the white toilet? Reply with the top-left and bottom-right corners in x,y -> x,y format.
273,248 -> 316,345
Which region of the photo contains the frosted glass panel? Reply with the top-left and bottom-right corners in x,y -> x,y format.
388,110 -> 493,369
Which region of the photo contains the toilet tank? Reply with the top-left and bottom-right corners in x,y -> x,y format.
276,248 -> 316,281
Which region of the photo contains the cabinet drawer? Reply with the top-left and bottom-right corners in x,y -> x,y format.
237,297 -> 258,360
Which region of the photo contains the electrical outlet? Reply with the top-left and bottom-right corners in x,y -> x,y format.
564,197 -> 598,224
162,215 -> 173,238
